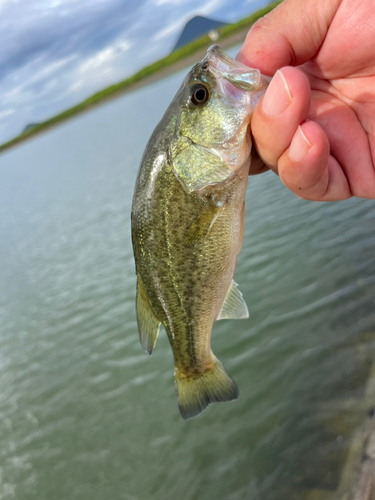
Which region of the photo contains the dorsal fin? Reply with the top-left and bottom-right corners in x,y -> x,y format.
217,280 -> 249,320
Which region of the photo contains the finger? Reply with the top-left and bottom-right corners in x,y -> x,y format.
278,121 -> 352,201
236,0 -> 341,75
251,67 -> 310,171
308,90 -> 375,199
249,147 -> 269,176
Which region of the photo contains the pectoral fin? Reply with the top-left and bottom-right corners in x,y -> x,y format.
184,199 -> 222,247
217,280 -> 249,320
136,277 -> 161,355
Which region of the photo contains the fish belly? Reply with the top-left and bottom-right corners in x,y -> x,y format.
132,157 -> 248,418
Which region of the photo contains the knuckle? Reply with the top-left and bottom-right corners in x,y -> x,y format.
249,15 -> 272,36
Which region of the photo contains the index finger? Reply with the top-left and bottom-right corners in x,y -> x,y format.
236,0 -> 341,75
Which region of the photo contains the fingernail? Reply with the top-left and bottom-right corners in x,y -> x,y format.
289,126 -> 312,161
262,70 -> 292,116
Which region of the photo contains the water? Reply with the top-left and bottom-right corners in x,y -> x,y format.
1,48 -> 375,500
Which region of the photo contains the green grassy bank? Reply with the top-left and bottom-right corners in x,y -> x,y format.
0,1 -> 281,153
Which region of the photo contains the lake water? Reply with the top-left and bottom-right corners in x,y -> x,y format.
1,46 -> 375,500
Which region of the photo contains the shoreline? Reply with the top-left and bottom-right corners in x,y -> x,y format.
0,28 -> 250,156
0,0 -> 284,155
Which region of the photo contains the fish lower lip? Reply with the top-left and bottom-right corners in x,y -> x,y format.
219,78 -> 251,103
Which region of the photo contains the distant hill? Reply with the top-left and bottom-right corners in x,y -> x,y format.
173,16 -> 228,51
22,123 -> 39,133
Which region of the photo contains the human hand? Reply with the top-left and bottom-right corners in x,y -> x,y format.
237,0 -> 375,201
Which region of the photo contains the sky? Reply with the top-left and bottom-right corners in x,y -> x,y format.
0,0 -> 270,144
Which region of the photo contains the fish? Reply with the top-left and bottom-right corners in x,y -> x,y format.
131,45 -> 269,419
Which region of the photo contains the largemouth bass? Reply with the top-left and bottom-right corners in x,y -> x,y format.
131,45 -> 269,419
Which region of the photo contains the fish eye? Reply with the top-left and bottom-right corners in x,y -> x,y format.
189,84 -> 210,106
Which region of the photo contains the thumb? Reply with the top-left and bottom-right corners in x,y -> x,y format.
237,0 -> 341,75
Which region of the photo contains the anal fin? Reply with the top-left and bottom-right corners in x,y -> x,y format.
217,280 -> 249,320
136,277 -> 161,355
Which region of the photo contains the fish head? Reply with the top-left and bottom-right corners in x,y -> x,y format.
167,45 -> 269,193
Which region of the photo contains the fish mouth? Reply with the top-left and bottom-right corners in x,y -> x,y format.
197,46 -> 270,173
203,44 -> 270,104
204,45 -> 260,91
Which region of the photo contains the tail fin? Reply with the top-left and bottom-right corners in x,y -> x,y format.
174,355 -> 239,420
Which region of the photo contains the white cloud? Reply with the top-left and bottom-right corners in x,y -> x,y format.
79,38 -> 131,74
32,56 -> 77,82
199,0 -> 226,16
117,40 -> 132,52
152,22 -> 182,42
0,0 -> 19,8
0,55 -> 77,110
152,0 -> 190,6
151,0 -> 227,44
0,108 -> 15,120
79,47 -> 116,73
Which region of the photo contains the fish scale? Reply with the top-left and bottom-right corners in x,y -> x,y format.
131,45 -> 269,419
